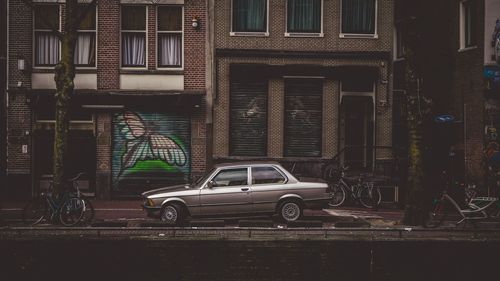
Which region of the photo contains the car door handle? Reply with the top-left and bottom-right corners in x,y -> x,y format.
241,188 -> 249,192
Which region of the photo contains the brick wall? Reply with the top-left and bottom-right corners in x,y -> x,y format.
97,0 -> 120,90
184,0 -> 206,90
215,0 -> 393,52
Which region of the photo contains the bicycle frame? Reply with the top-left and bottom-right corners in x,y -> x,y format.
437,192 -> 498,225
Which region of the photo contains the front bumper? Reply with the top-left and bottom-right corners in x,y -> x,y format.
141,204 -> 161,218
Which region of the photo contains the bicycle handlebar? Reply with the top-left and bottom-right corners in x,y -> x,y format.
68,172 -> 86,182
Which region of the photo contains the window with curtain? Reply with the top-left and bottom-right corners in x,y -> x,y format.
287,0 -> 321,33
341,0 -> 376,35
121,5 -> 146,67
461,0 -> 476,48
75,4 -> 96,67
157,6 -> 183,68
34,5 -> 60,66
232,0 -> 267,33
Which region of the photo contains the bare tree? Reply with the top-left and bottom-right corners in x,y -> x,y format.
21,0 -> 97,196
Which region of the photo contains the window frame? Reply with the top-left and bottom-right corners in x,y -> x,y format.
394,25 -> 405,60
339,0 -> 378,39
33,4 -> 61,69
156,5 -> 184,70
459,0 -> 477,51
120,5 -> 148,69
285,0 -> 324,37
209,167 -> 250,188
251,166 -> 288,186
75,4 -> 98,69
230,0 -> 270,37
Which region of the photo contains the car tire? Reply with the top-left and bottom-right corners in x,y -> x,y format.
160,203 -> 183,225
278,200 -> 302,222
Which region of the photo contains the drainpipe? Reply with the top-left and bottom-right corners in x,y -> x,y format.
205,0 -> 215,171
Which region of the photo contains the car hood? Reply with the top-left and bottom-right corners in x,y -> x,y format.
141,184 -> 192,197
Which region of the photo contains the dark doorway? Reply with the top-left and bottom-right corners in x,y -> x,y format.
34,130 -> 96,195
340,96 -> 374,169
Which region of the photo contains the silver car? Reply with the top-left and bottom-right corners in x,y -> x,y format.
141,162 -> 331,224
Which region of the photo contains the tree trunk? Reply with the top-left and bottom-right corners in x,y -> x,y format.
52,1 -> 78,196
402,101 -> 426,225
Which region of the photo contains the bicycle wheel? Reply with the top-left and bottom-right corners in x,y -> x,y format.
80,196 -> 95,225
59,197 -> 85,227
328,183 -> 346,207
22,197 -> 47,226
359,184 -> 382,208
423,199 -> 448,228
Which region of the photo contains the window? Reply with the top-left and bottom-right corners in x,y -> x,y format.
75,4 -> 96,67
287,0 -> 322,34
252,167 -> 286,185
157,6 -> 183,68
460,0 -> 476,49
212,168 -> 248,187
232,0 -> 267,33
395,26 -> 405,59
121,6 -> 146,67
34,5 -> 60,67
341,0 -> 376,35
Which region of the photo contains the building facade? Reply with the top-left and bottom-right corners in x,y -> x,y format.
394,0 -> 500,187
6,0 -> 207,199
212,0 -> 395,173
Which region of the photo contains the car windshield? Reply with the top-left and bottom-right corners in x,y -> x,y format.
192,168 -> 216,188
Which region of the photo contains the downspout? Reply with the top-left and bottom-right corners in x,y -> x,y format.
205,0 -> 215,170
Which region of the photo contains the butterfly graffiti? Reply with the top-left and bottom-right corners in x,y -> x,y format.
116,111 -> 187,174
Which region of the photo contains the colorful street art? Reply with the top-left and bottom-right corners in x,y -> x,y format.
112,111 -> 190,192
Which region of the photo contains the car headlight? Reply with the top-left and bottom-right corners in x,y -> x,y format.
144,198 -> 155,207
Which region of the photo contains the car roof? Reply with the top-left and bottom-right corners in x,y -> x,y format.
213,161 -> 282,168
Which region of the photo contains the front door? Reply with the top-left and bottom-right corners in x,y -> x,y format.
199,167 -> 252,216
340,96 -> 374,169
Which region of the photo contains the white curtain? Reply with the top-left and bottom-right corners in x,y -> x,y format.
36,33 -> 59,65
159,34 -> 181,67
74,33 -> 95,66
122,33 -> 145,66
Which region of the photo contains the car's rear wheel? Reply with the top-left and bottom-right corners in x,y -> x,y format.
279,201 -> 302,222
160,203 -> 183,225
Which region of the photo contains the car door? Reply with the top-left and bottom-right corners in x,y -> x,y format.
199,167 -> 252,216
251,166 -> 288,213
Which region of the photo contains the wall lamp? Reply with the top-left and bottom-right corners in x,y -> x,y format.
192,17 -> 200,29
17,58 -> 26,71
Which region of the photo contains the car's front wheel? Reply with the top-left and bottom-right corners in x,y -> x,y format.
278,200 -> 302,222
160,203 -> 183,225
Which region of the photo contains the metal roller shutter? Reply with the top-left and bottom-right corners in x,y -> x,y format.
284,79 -> 323,157
230,81 -> 268,156
112,111 -> 190,194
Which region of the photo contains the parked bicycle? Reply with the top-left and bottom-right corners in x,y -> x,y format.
325,166 -> 382,209
22,188 -> 85,227
424,174 -> 499,228
22,172 -> 94,226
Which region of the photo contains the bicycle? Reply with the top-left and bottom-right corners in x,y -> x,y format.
67,172 -> 95,225
22,188 -> 85,227
423,179 -> 499,228
326,166 -> 382,209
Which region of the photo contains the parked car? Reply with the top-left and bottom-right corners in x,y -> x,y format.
141,162 -> 331,224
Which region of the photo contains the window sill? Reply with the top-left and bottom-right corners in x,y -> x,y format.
230,32 -> 269,37
285,32 -> 324,38
458,46 -> 477,52
339,33 -> 378,39
120,69 -> 184,75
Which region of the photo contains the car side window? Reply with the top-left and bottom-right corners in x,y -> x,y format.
212,168 -> 248,187
252,166 -> 286,185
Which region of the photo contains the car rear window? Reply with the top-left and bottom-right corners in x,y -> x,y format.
252,166 -> 286,185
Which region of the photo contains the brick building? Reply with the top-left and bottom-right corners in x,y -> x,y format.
6,0 -> 207,199
211,0 -> 395,174
394,0 -> 500,186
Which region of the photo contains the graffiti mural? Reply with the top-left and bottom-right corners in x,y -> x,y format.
112,111 -> 190,192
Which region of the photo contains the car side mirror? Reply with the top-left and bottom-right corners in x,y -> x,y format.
206,181 -> 214,189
